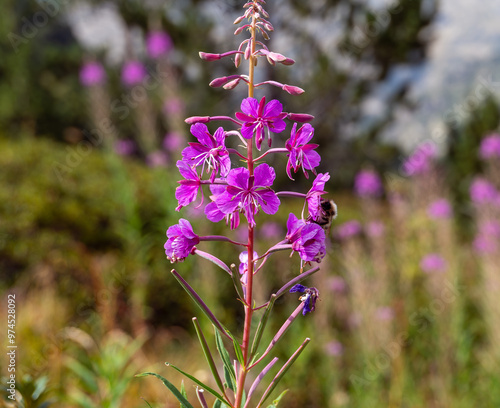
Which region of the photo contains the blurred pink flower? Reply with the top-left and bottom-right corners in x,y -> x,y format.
354,169 -> 383,197
146,31 -> 173,59
325,341 -> 344,356
147,151 -> 169,168
80,61 -> 106,86
114,139 -> 136,156
163,131 -> 184,151
365,221 -> 385,237
427,198 -> 453,219
469,177 -> 497,204
420,253 -> 447,273
375,306 -> 394,321
259,221 -> 283,240
328,276 -> 347,293
164,98 -> 185,115
479,133 -> 500,159
335,220 -> 361,240
121,60 -> 147,86
402,143 -> 436,176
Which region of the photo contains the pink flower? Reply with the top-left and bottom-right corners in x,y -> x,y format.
114,139 -> 136,156
212,163 -> 280,227
420,253 -> 447,273
286,213 -> 326,262
146,31 -> 173,59
285,123 -> 320,180
354,169 -> 382,197
238,250 -> 258,285
479,133 -> 500,159
235,97 -> 287,150
335,220 -> 361,240
121,60 -> 147,86
164,219 -> 200,262
470,177 -> 497,204
427,198 -> 453,219
175,160 -> 202,211
182,123 -> 230,182
80,61 -> 106,86
403,143 -> 436,176
163,132 -> 184,151
146,151 -> 168,168
365,221 -> 385,237
305,173 -> 330,221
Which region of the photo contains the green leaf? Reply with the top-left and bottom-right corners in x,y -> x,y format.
181,381 -> 188,407
215,328 -> 237,391
165,363 -> 229,405
250,294 -> 277,360
140,397 -> 154,408
230,263 -> 246,301
266,390 -> 288,407
192,318 -> 226,395
171,269 -> 231,339
135,372 -> 194,408
233,337 -> 245,367
257,338 -> 310,408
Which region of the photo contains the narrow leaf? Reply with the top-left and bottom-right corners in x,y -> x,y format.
233,338 -> 245,367
250,294 -> 277,359
274,266 -> 320,299
194,249 -> 231,274
215,328 -> 237,391
171,269 -> 231,339
192,318 -> 226,395
165,363 -> 229,405
266,390 -> 288,408
196,388 -> 209,408
140,397 -> 154,408
256,338 -> 310,408
135,372 -> 194,408
244,357 -> 279,408
230,263 -> 246,301
251,303 -> 304,368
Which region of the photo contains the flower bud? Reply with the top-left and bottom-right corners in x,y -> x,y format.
223,78 -> 241,90
209,76 -> 229,87
244,45 -> 251,60
287,113 -> 315,122
264,23 -> 274,31
283,84 -> 305,95
281,58 -> 295,66
199,52 -> 221,61
185,116 -> 210,124
233,15 -> 245,24
234,26 -> 244,35
235,53 -> 242,68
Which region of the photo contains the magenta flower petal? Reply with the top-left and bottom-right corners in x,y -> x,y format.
236,96 -> 287,150
164,219 -> 200,262
306,173 -> 330,221
182,124 -> 230,181
175,160 -> 202,211
286,123 -> 321,179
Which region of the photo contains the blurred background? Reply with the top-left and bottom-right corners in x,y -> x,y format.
1,0 -> 500,406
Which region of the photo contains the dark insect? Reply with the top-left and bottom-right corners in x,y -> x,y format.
312,198 -> 337,234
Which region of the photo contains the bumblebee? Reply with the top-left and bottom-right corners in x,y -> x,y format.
312,198 -> 337,234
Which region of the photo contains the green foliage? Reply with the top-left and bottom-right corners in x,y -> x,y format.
64,328 -> 145,408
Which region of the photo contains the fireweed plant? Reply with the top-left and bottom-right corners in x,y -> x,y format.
138,1 -> 336,407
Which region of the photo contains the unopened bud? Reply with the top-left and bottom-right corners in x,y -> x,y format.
235,53 -> 242,68
199,52 -> 221,61
223,78 -> 241,90
209,76 -> 229,87
288,113 -> 315,122
185,116 -> 210,124
234,15 -> 245,24
261,30 -> 270,40
244,46 -> 251,60
283,84 -> 305,95
281,58 -> 295,66
264,23 -> 274,31
234,26 -> 244,35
